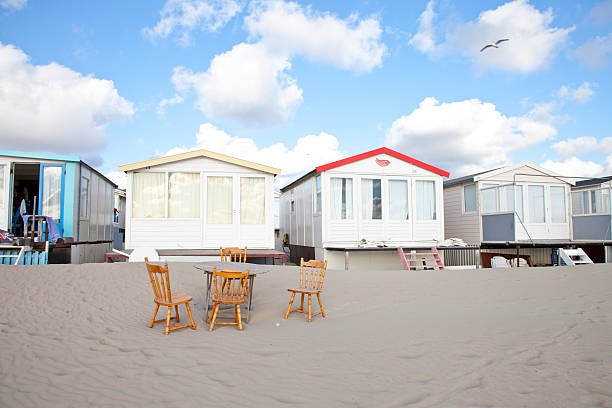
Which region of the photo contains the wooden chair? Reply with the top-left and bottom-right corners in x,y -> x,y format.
208,268 -> 249,331
285,258 -> 327,322
219,246 -> 247,263
145,258 -> 196,335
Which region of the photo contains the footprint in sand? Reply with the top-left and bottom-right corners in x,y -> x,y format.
393,352 -> 425,359
577,355 -> 601,363
272,395 -> 306,404
511,386 -> 536,395
387,392 -> 429,407
253,349 -> 288,357
207,373 -> 235,387
457,351 -> 480,359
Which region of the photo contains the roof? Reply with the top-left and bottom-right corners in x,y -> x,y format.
444,161 -> 573,187
118,149 -> 281,175
574,176 -> 612,188
0,149 -> 117,188
281,147 -> 449,192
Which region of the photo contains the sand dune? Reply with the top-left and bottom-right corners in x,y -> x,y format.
0,262 -> 611,407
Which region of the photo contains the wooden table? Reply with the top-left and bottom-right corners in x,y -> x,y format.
194,262 -> 271,323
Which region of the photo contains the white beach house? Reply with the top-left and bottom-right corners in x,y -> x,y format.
118,150 -> 280,253
280,147 -> 449,270
443,162 -> 574,266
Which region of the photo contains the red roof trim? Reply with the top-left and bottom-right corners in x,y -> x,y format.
315,147 -> 450,178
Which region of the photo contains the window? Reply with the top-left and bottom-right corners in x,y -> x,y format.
133,173 -> 165,218
574,189 -> 611,215
168,172 -> 200,218
550,186 -> 566,223
314,175 -> 321,213
240,177 -> 265,224
528,185 -> 545,223
515,185 -> 524,220
416,180 -> 436,220
41,166 -> 62,220
207,176 -> 232,224
481,183 -> 498,213
330,177 -> 353,220
463,184 -> 477,213
80,177 -> 89,218
361,178 -> 382,220
591,189 -> 610,214
0,164 -> 4,208
389,180 -> 409,220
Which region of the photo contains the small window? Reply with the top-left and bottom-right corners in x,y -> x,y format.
550,186 -> 566,223
168,172 -> 200,218
361,178 -> 382,220
314,175 -> 321,213
416,180 -> 436,220
463,184 -> 477,213
528,185 -> 545,223
240,177 -> 265,224
132,173 -> 165,218
330,177 -> 353,220
207,176 -> 232,224
389,180 -> 409,220
481,183 -> 498,213
80,177 -> 89,218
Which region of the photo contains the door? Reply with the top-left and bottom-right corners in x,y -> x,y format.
38,164 -> 65,235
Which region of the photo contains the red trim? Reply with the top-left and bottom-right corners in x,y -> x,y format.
315,147 -> 450,177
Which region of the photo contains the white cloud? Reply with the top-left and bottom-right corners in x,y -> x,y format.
164,122 -> 346,187
551,136 -> 598,159
575,33 -> 612,69
157,94 -> 185,115
540,157 -> 605,178
556,82 -> 595,104
166,0 -> 385,126
0,0 -> 26,11
411,0 -> 574,73
143,0 -> 243,46
245,0 -> 386,73
408,0 -> 437,53
599,137 -> 612,152
385,97 -> 557,177
105,171 -> 127,190
0,43 -> 134,156
171,43 -> 303,126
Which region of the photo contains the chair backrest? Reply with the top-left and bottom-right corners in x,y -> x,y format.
298,258 -> 327,290
211,268 -> 249,302
145,257 -> 173,303
219,246 -> 247,263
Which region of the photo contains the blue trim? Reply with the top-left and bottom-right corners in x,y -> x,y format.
0,150 -> 80,162
38,164 -> 66,236
63,162 -> 76,238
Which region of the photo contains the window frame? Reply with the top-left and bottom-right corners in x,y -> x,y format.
415,179 -> 437,221
387,177 -> 410,221
329,175 -> 354,221
463,183 -> 477,214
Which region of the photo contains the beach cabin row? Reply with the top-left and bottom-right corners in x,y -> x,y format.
0,150 -> 117,263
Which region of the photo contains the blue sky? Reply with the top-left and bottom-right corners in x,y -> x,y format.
1,0 -> 611,187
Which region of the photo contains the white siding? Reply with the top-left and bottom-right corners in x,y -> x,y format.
443,184 -> 481,244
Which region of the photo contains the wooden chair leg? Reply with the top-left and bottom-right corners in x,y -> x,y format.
185,302 -> 196,330
300,294 -> 304,311
236,305 -> 243,330
209,304 -> 219,331
150,304 -> 160,328
317,293 -> 325,318
285,292 -> 296,319
175,305 -> 180,322
308,294 -> 312,322
165,307 -> 172,335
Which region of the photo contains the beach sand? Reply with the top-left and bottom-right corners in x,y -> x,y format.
0,262 -> 611,407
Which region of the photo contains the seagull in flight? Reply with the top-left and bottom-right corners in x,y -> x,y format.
480,38 -> 509,52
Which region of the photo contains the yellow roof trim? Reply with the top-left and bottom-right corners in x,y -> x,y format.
118,149 -> 281,175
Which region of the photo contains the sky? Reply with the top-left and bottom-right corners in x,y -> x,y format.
1,0 -> 612,188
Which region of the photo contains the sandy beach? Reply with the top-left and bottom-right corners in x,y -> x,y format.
0,262 -> 611,407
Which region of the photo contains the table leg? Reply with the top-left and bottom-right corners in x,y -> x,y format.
204,272 -> 212,323
246,275 -> 255,323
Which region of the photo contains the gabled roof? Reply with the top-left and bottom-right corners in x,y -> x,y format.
118,149 -> 281,175
315,147 -> 450,177
281,147 -> 449,192
444,161 -> 574,187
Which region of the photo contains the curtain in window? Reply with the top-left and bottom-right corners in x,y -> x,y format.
361,179 -> 373,219
602,189 -> 611,214
330,177 -> 352,219
133,173 -> 165,218
515,185 -> 524,220
571,192 -> 583,215
389,180 -> 408,220
41,166 -> 62,220
207,176 -> 232,224
80,177 -> 88,218
416,180 -> 436,220
169,173 -> 200,218
463,184 -> 476,213
241,177 -> 265,224
528,185 -> 545,223
550,186 -> 566,223
481,184 -> 497,213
